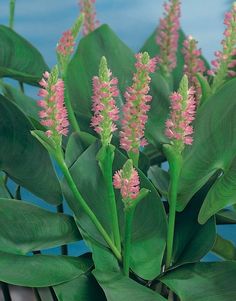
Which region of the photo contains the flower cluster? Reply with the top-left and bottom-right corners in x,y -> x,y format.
56,30 -> 75,57
182,36 -> 206,103
165,75 -> 196,152
91,57 -> 119,146
38,67 -> 69,138
79,0 -> 99,36
120,52 -> 157,154
156,0 -> 181,76
209,3 -> 236,92
113,160 -> 140,201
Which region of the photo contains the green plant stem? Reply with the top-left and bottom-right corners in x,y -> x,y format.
19,81 -> 24,93
57,203 -> 68,255
99,146 -> 121,252
9,0 -> 15,29
56,152 -> 122,261
128,151 -> 139,168
164,145 -> 182,270
1,282 -> 11,301
123,208 -> 134,276
63,74 -> 80,133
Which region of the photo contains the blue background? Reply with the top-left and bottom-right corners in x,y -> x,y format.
0,0 -> 235,260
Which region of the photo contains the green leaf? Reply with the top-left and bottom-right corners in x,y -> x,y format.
0,95 -> 62,204
63,141 -> 167,279
0,172 -> 10,198
212,234 -> 236,260
172,180 -> 216,266
160,262 -> 236,301
0,198 -> 81,254
54,274 -> 106,301
93,270 -> 167,301
0,25 -> 49,85
148,165 -> 169,196
176,78 -> 236,223
196,73 -> 212,105
0,251 -> 88,287
1,82 -> 40,123
216,209 -> 236,224
66,24 -> 135,117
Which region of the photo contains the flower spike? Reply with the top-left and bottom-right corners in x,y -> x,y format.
113,159 -> 140,202
209,2 -> 236,92
79,0 -> 99,36
120,52 -> 157,157
182,35 -> 206,104
91,56 -> 119,146
156,0 -> 181,76
38,66 -> 69,140
165,75 -> 196,153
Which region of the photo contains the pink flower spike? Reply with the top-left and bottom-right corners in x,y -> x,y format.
182,35 -> 206,104
156,0 -> 181,76
57,30 -> 75,57
165,75 -> 196,153
38,66 -> 69,140
79,0 -> 99,36
120,52 -> 157,154
209,2 -> 236,92
91,56 -> 119,146
113,160 -> 140,202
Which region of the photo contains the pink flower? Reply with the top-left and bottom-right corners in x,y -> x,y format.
91,57 -> 119,145
182,35 -> 206,104
38,68 -> 69,138
165,75 -> 196,152
56,30 -> 75,57
120,52 -> 157,154
113,160 -> 140,200
156,0 -> 181,76
209,3 -> 236,92
79,0 -> 99,36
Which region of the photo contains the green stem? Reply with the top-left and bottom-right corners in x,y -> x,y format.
57,203 -> 68,255
99,145 -> 121,252
19,81 -> 24,93
123,208 -> 134,276
56,152 -> 122,261
9,0 -> 15,29
128,151 -> 139,168
164,145 -> 182,269
62,74 -> 80,133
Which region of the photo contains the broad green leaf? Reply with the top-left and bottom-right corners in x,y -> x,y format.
0,251 -> 88,287
54,274 -> 106,301
0,198 -> 81,254
172,181 -> 216,266
216,209 -> 236,224
93,270 -> 166,301
63,141 -> 167,279
148,165 -> 169,196
0,172 -> 10,198
0,95 -> 62,204
0,25 -> 49,85
66,24 -> 135,117
176,79 -> 236,223
1,82 -> 40,123
160,262 -> 236,301
212,234 -> 236,260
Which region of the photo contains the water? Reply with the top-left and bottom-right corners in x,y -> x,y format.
0,0 -> 235,259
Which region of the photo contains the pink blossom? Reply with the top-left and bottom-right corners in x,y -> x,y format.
156,0 -> 181,76
38,68 -> 69,138
113,162 -> 140,200
209,3 -> 236,92
91,57 -> 119,145
79,0 -> 99,36
120,52 -> 158,154
165,76 -> 196,152
56,30 -> 75,57
182,35 -> 206,103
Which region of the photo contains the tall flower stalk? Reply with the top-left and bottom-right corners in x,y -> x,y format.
164,75 -> 196,269
120,52 -> 157,166
79,0 -> 99,36
209,2 -> 236,93
9,0 -> 15,29
91,57 -> 121,252
33,67 -> 121,262
56,14 -> 84,133
156,0 -> 181,77
182,35 -> 206,104
113,160 -> 149,276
